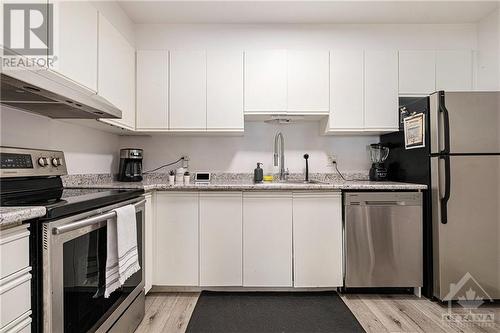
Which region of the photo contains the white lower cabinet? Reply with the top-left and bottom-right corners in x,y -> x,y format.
199,192 -> 243,286
0,225 -> 32,331
154,192 -> 199,286
243,192 -> 293,287
144,193 -> 154,294
292,192 -> 343,287
152,190 -> 343,289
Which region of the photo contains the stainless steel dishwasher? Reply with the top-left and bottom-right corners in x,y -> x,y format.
344,192 -> 423,288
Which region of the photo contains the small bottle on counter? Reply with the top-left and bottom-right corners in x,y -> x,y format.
254,162 -> 263,183
184,171 -> 190,185
175,167 -> 185,184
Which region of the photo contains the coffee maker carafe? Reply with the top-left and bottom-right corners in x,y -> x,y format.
369,143 -> 389,181
118,148 -> 143,182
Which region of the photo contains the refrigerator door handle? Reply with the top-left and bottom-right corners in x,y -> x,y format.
439,155 -> 451,224
438,91 -> 451,154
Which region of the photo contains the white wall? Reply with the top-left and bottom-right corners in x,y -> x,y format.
120,122 -> 377,174
0,106 -> 120,174
477,8 -> 500,90
135,23 -> 476,50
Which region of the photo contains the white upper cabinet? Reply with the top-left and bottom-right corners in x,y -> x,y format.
169,51 -> 207,130
399,50 -> 436,95
207,51 -> 244,131
98,13 -> 136,130
328,50 -> 364,130
293,192 -> 343,287
244,50 -> 288,112
244,50 -> 329,114
287,51 -> 330,113
136,50 -> 168,130
436,50 -> 473,91
364,50 -> 399,130
50,0 -> 98,92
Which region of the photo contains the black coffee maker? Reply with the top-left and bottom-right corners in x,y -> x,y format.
369,143 -> 389,181
118,148 -> 143,182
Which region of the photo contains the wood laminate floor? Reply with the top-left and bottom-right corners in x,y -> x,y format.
135,292 -> 500,333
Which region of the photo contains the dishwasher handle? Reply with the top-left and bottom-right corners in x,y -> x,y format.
364,201 -> 412,206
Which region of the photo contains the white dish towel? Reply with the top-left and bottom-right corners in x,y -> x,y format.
105,204 -> 141,298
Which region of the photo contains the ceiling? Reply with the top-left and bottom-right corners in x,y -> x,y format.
118,0 -> 499,24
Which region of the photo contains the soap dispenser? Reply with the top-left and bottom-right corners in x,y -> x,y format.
254,163 -> 264,183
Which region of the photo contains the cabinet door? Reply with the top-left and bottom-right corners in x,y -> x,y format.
399,50 -> 436,95
287,50 -> 329,113
199,192 -> 243,286
364,50 -> 399,130
50,0 -> 98,92
144,193 -> 154,293
244,50 -> 287,112
436,50 -> 473,91
169,51 -> 206,130
154,192 -> 199,286
293,192 -> 343,287
243,192 -> 292,287
207,51 -> 244,131
98,13 -> 135,130
136,50 -> 168,130
329,50 -> 364,130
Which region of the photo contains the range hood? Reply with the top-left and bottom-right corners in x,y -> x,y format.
1,72 -> 121,119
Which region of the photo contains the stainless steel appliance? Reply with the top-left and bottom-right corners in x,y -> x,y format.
118,148 -> 143,182
382,91 -> 500,300
344,192 -> 423,288
368,143 -> 390,181
0,147 -> 145,332
1,73 -> 121,119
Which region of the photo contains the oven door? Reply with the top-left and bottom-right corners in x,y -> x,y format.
42,197 -> 145,333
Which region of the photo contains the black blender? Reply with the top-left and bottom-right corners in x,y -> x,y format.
369,143 -> 390,181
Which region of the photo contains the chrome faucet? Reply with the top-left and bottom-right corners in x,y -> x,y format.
273,132 -> 288,181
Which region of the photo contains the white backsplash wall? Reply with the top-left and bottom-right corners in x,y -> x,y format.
120,122 -> 378,174
0,107 -> 120,174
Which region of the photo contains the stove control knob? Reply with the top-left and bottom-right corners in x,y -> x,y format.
51,158 -> 60,167
38,157 -> 48,167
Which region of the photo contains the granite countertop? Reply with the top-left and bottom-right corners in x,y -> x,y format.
63,173 -> 427,191
0,206 -> 46,229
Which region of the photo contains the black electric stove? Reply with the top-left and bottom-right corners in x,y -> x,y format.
1,147 -> 146,333
0,146 -> 144,220
2,186 -> 144,220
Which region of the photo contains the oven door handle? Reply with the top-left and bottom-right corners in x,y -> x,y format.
52,199 -> 146,235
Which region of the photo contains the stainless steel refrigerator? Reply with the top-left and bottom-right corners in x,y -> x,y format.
382,91 -> 499,300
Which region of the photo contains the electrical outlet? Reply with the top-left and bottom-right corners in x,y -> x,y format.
327,154 -> 337,165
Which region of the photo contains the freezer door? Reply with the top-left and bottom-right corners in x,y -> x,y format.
431,155 -> 500,300
430,91 -> 500,154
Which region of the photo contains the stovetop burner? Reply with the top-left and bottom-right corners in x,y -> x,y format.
42,188 -> 145,220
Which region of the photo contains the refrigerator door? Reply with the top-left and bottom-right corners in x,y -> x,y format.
431,155 -> 500,300
430,91 -> 500,154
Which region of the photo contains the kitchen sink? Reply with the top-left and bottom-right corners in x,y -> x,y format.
278,179 -> 327,184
